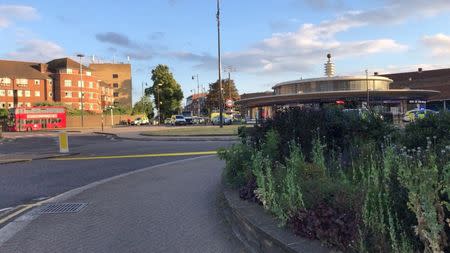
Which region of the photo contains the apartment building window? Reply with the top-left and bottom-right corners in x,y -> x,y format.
113,92 -> 119,97
34,80 -> 40,85
35,91 -> 40,97
112,74 -> 119,78
16,79 -> 28,85
18,102 -> 23,107
0,90 -> 5,96
65,91 -> 72,98
66,69 -> 73,74
7,90 -> 13,96
86,71 -> 92,76
25,90 -> 31,97
26,102 -> 31,107
8,103 -> 13,108
89,104 -> 93,110
78,81 -> 84,87
89,92 -> 94,99
64,80 -> 72,87
18,90 -> 23,97
0,78 -> 11,85
49,92 -> 53,98
0,103 -> 5,108
113,83 -> 119,88
89,82 -> 93,88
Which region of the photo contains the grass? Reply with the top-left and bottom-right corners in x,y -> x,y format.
141,125 -> 246,136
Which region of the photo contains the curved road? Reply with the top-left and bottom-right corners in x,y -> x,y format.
0,135 -> 246,252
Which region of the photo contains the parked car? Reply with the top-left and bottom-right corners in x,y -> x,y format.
192,116 -> 206,125
171,115 -> 187,126
131,116 -> 149,126
163,118 -> 172,125
402,109 -> 438,122
211,116 -> 232,125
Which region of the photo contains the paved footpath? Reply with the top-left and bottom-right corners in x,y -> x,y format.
0,156 -> 246,253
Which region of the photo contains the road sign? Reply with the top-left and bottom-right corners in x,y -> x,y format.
225,99 -> 233,108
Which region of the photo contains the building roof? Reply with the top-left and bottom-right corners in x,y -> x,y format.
0,59 -> 51,79
382,68 -> 450,101
187,93 -> 207,100
237,89 -> 440,107
47,58 -> 90,72
240,91 -> 274,100
272,75 -> 393,89
382,68 -> 450,81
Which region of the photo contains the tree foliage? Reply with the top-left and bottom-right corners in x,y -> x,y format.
206,79 -> 239,112
132,96 -> 154,118
145,64 -> 183,119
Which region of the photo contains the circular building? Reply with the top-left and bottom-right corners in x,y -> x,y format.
239,55 -> 440,121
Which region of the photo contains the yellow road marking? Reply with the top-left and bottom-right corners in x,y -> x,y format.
50,151 -> 218,161
0,203 -> 38,225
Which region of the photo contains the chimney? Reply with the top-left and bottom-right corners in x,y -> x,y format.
374,72 -> 379,76
39,63 -> 48,73
418,67 -> 423,73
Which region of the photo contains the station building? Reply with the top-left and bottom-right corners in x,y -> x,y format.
238,55 -> 440,121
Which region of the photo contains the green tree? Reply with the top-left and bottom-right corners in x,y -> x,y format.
132,96 -> 154,118
206,79 -> 239,112
145,64 -> 183,119
0,108 -> 7,119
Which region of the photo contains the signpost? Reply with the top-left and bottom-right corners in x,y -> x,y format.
59,131 -> 69,153
225,99 -> 233,108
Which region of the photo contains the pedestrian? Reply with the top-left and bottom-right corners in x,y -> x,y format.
127,118 -> 131,126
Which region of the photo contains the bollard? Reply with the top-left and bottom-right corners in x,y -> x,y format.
59,131 -> 69,153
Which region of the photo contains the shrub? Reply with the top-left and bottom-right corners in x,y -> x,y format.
218,142 -> 253,188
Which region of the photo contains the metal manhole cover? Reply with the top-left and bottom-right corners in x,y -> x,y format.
39,203 -> 87,214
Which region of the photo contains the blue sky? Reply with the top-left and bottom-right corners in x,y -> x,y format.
1,0 -> 450,105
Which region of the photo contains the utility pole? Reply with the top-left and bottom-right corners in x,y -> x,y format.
216,0 -> 223,128
77,54 -> 85,128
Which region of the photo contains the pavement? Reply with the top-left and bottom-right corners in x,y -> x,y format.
0,156 -> 247,253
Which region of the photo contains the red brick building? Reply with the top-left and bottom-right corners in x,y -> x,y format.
0,58 -> 114,113
0,60 -> 53,109
382,68 -> 450,110
47,58 -> 103,112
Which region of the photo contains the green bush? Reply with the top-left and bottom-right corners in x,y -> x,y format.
218,142 -> 253,188
220,108 -> 450,252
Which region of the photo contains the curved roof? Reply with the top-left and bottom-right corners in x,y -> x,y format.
272,75 -> 393,89
238,89 -> 440,107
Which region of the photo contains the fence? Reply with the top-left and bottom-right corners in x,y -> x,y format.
66,114 -> 139,128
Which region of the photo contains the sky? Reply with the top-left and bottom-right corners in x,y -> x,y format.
1,0 -> 450,105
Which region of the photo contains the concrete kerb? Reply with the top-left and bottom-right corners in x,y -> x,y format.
0,155 -> 216,247
0,152 -> 80,165
222,188 -> 337,253
93,131 -> 238,141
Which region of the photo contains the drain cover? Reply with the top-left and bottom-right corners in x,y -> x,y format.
39,203 -> 87,214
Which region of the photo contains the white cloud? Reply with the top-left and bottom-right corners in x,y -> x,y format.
7,39 -> 66,62
0,5 -> 39,29
173,16 -> 407,74
172,0 -> 450,75
422,33 -> 450,56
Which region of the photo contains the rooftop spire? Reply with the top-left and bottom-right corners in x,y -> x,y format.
324,53 -> 335,77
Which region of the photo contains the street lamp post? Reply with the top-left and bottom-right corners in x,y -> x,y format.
192,74 -> 201,116
77,54 -> 85,127
216,0 -> 223,128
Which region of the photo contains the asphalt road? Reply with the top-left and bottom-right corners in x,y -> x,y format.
0,135 -> 232,209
